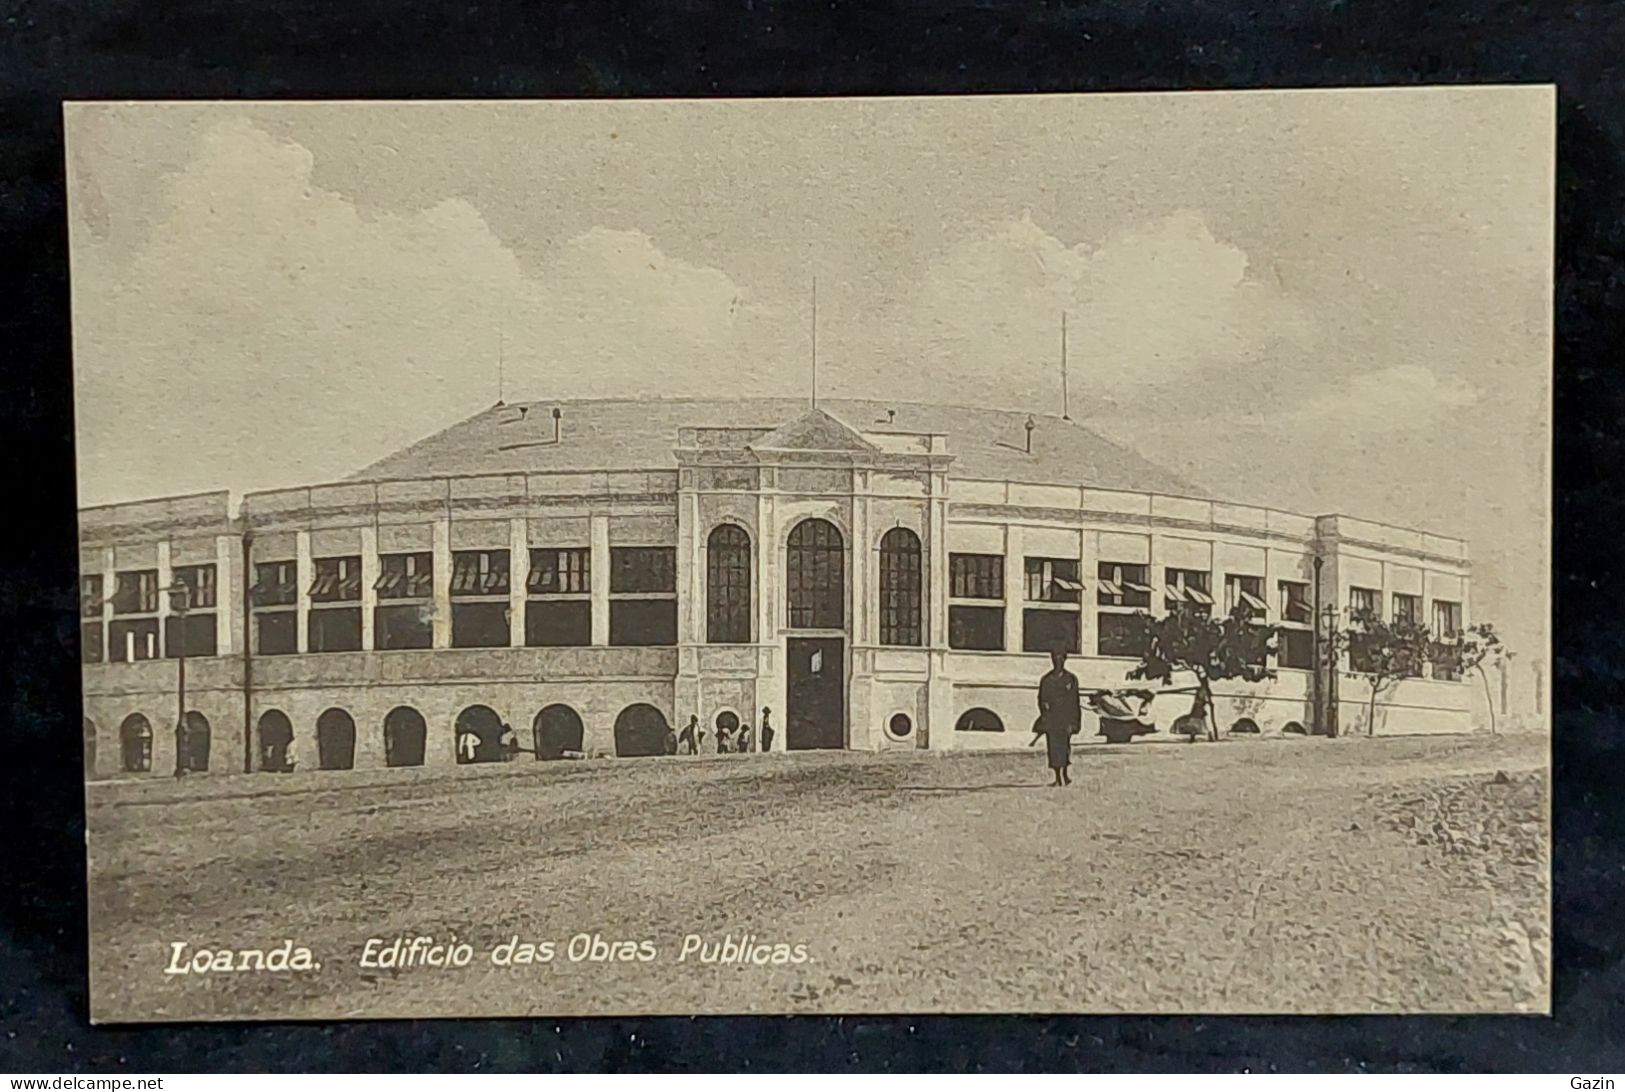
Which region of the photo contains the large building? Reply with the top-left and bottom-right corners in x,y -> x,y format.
79,397 -> 1473,778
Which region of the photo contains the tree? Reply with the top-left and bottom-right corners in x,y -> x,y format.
1125,604 -> 1277,742
1344,609 -> 1434,736
1438,622 -> 1510,733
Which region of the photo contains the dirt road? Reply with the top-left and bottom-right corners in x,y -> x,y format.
86,733 -> 1549,1020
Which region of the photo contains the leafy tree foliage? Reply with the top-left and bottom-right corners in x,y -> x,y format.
1436,621 -> 1511,732
1126,604 -> 1276,742
1344,609 -> 1434,735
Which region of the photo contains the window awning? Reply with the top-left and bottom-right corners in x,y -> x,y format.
309,573 -> 338,597
1239,590 -> 1268,611
527,568 -> 553,592
374,571 -> 403,594
1123,581 -> 1153,594
1051,577 -> 1084,592
1185,587 -> 1214,606
1097,579 -> 1124,598
1164,584 -> 1188,602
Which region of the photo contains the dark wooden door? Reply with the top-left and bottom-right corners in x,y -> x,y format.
787,637 -> 845,750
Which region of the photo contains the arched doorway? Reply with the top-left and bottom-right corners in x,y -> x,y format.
83,717 -> 97,777
383,706 -> 427,767
785,518 -> 848,751
178,711 -> 211,773
257,709 -> 295,772
533,704 -> 584,761
317,708 -> 356,770
614,703 -> 668,758
119,714 -> 152,773
455,704 -> 507,764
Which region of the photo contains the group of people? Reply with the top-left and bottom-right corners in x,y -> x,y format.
668,708 -> 775,756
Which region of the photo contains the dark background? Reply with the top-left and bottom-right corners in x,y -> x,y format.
1,0 -> 1620,1073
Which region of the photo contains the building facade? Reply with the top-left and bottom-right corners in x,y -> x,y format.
79,398 -> 1473,778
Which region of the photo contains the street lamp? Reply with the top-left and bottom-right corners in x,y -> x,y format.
165,580 -> 191,777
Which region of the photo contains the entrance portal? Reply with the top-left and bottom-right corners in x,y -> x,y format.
455,704 -> 506,764
178,711 -> 211,773
786,637 -> 845,750
317,708 -> 357,770
613,703 -> 668,758
534,704 -> 584,760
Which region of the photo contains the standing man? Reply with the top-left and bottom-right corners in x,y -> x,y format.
678,714 -> 698,755
760,707 -> 774,753
1030,647 -> 1081,787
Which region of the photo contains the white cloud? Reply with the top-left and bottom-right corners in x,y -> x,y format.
861,210 -> 1316,408
1282,363 -> 1481,433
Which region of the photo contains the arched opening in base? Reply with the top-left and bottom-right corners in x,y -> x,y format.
384,706 -> 427,767
614,703 -> 669,758
317,708 -> 357,770
533,704 -> 584,761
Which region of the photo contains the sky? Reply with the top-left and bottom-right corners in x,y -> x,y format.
64,90 -> 1552,659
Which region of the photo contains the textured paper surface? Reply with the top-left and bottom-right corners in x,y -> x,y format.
69,90 -> 1552,1022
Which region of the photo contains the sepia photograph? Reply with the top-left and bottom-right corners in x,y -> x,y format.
68,89 -> 1552,1022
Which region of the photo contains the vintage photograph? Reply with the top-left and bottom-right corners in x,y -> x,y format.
69,89 -> 1552,1021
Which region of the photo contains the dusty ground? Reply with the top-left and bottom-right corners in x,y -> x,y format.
85,733 -> 1549,1021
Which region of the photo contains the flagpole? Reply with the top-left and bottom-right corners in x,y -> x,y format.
1061,311 -> 1070,420
811,276 -> 818,408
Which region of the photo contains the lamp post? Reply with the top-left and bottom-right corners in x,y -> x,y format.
166,580 -> 191,777
1311,554 -> 1324,737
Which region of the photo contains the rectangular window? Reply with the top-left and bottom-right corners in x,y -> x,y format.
525,599 -> 593,647
256,610 -> 297,656
1278,626 -> 1314,670
1022,608 -> 1080,654
609,598 -> 678,646
948,604 -> 1004,651
1224,574 -> 1267,617
1095,563 -> 1152,609
173,564 -> 218,610
1278,580 -> 1312,625
609,547 -> 677,594
375,553 -> 433,599
1431,599 -> 1462,637
108,618 -> 160,662
1349,586 -> 1381,618
1165,568 -> 1213,615
80,574 -> 103,618
950,553 -> 1004,600
308,556 -> 361,603
451,550 -> 510,597
1431,599 -> 1464,680
1393,592 -> 1421,625
252,561 -> 298,607
112,570 -> 158,615
164,612 -> 217,658
528,547 -> 591,594
1025,557 -> 1082,604
80,621 -> 104,664
1096,612 -> 1146,658
375,603 -> 433,650
451,601 -> 511,647
308,607 -> 363,652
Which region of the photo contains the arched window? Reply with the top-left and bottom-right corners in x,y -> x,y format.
316,708 -> 356,770
257,709 -> 294,772
383,706 -> 427,767
879,527 -> 923,646
533,704 -> 584,761
706,524 -> 752,643
786,518 -> 845,630
179,711 -> 211,773
455,705 -> 507,764
614,703 -> 669,758
120,713 -> 152,773
955,708 -> 1005,733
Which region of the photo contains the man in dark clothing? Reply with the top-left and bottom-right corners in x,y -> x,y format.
760,707 -> 774,753
1030,648 -> 1081,787
678,715 -> 698,755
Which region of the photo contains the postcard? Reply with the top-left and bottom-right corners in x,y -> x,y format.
70,89 -> 1552,1021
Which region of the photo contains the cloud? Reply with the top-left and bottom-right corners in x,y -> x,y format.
856,210 -> 1316,409
1281,364 -> 1481,433
70,120 -> 786,504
